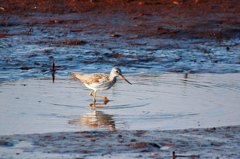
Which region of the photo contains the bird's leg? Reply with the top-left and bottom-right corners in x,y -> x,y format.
93,90 -> 97,103
89,90 -> 109,102
97,95 -> 109,102
89,90 -> 96,103
89,100 -> 109,107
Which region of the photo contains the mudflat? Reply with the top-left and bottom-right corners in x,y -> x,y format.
1,0 -> 240,82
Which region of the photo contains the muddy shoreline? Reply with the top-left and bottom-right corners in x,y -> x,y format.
1,0 -> 240,82
2,0 -> 240,40
1,125 -> 240,158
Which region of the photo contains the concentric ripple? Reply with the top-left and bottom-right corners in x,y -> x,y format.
0,73 -> 239,134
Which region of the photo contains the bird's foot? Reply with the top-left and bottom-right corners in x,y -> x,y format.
104,97 -> 109,102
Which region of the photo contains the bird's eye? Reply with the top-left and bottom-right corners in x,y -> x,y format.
116,70 -> 119,73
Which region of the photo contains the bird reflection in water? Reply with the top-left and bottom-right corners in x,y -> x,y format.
69,102 -> 115,132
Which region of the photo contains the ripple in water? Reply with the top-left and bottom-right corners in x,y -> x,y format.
0,73 -> 239,134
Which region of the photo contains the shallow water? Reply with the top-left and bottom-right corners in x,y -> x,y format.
0,73 -> 239,135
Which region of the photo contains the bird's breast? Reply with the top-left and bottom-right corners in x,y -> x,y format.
85,78 -> 117,91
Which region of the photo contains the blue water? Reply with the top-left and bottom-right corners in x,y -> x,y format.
0,74 -> 239,135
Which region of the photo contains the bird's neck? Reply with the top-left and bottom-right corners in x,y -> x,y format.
109,74 -> 117,82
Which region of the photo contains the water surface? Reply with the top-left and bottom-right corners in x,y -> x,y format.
0,73 -> 239,135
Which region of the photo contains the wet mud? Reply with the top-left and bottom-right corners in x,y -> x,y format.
1,0 -> 240,82
0,126 -> 240,158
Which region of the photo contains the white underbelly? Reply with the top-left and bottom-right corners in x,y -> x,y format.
84,82 -> 114,91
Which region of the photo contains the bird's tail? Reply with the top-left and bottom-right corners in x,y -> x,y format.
68,72 -> 84,82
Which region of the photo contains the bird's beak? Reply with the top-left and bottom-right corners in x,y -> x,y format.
119,75 -> 132,85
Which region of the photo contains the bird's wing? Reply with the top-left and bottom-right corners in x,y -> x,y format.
68,72 -> 109,85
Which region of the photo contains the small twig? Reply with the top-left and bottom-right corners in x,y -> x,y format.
51,60 -> 56,83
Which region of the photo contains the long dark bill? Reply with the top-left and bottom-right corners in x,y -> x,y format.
119,75 -> 132,85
